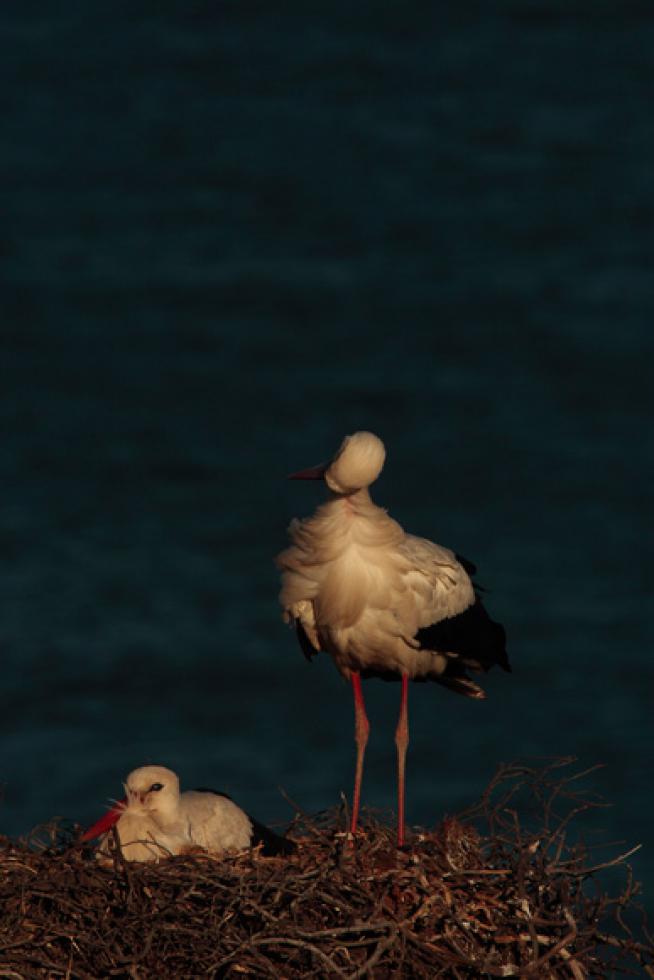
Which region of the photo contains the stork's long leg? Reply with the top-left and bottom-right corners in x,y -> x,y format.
395,674 -> 410,846
350,671 -> 370,837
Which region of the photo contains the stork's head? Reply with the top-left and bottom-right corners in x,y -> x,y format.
291,431 -> 386,495
124,765 -> 181,819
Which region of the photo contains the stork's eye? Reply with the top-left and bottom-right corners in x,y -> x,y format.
149,782 -> 164,792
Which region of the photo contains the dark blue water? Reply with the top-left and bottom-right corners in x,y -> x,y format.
1,3 -> 652,908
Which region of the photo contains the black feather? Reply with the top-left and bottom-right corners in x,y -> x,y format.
415,595 -> 510,674
454,552 -> 477,578
295,619 -> 318,661
248,816 -> 297,856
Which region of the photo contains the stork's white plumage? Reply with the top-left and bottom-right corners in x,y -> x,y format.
97,803 -> 192,863
81,765 -> 295,862
276,431 -> 510,846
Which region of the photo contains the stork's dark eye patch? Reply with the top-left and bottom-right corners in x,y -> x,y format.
149,783 -> 164,792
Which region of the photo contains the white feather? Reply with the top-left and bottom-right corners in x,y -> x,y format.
277,434 -> 475,681
97,766 -> 253,863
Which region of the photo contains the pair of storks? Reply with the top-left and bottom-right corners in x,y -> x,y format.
83,432 -> 508,856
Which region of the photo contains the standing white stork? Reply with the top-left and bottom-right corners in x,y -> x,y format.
276,431 -> 509,846
80,765 -> 295,861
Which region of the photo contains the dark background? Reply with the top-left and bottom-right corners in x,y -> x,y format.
1,2 -> 652,907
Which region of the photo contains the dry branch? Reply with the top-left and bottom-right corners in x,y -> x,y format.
0,759 -> 651,978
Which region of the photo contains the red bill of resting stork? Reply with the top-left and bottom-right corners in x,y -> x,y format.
79,765 -> 295,861
276,431 -> 509,847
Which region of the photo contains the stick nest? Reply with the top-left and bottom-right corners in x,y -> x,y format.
0,759 -> 651,978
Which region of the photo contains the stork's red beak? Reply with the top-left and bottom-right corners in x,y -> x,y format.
79,797 -> 126,842
289,463 -> 327,480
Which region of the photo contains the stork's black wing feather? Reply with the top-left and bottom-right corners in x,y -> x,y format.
248,816 -> 297,856
454,552 -> 477,578
455,552 -> 492,594
295,618 -> 319,660
415,596 -> 510,674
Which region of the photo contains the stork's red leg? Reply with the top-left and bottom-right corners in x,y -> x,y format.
350,671 -> 370,837
395,674 -> 409,846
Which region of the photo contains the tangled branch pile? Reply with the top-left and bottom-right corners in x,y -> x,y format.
0,759 -> 651,977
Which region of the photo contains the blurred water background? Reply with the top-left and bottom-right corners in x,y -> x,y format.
1,2 -> 652,908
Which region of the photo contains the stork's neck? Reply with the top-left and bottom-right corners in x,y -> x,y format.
328,486 -> 374,513
314,486 -> 405,549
